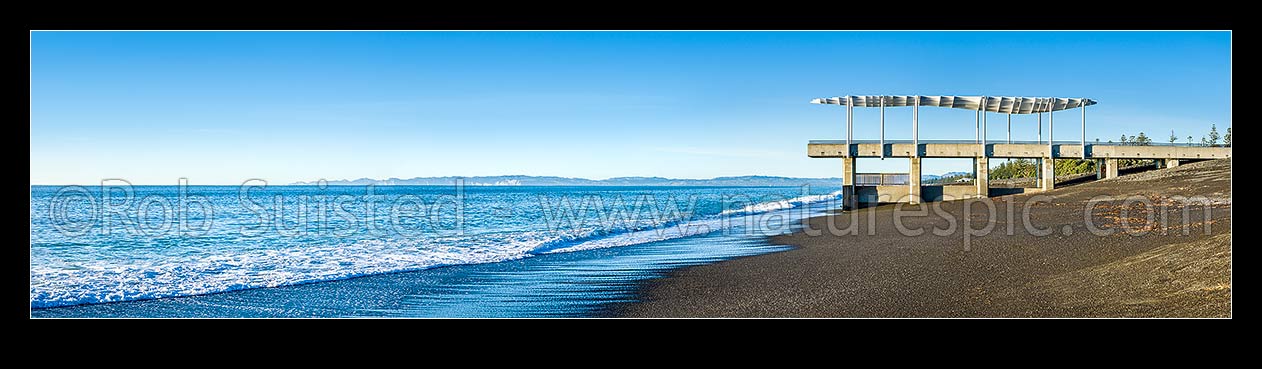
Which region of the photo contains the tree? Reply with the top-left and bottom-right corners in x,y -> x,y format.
1169,130 -> 1177,145
1225,127 -> 1231,147
1187,136 -> 1193,146
1201,136 -> 1209,147
990,159 -> 1039,180
1120,134 -> 1128,145
1208,124 -> 1220,146
1135,132 -> 1151,146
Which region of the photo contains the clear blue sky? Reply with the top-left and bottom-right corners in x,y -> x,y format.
30,31 -> 1231,185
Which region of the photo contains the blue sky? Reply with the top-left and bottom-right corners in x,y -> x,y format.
30,31 -> 1231,185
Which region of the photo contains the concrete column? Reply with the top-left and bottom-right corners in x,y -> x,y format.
842,157 -> 856,210
1036,158 -> 1043,183
1096,159 -> 1104,179
1105,158 -> 1119,179
909,157 -> 922,205
1154,159 -> 1164,169
1168,159 -> 1181,167
1041,157 -> 1056,191
976,156 -> 989,198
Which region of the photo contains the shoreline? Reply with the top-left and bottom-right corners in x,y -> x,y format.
614,159 -> 1232,318
32,185 -> 840,316
31,213 -> 799,318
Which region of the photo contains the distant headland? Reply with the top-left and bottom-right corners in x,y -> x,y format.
292,175 -> 845,186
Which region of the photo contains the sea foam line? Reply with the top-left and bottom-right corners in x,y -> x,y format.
718,190 -> 844,216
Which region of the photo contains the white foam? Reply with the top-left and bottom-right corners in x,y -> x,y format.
718,190 -> 843,216
29,233 -> 566,308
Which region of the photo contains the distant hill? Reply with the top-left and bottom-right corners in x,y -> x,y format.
294,172 -> 976,186
293,175 -> 845,187
920,171 -> 971,181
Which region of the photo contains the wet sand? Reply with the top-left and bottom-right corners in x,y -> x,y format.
617,159 -> 1231,317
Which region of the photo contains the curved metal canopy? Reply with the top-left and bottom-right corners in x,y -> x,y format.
810,95 -> 1096,114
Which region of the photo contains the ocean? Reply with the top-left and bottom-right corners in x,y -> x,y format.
30,184 -> 841,317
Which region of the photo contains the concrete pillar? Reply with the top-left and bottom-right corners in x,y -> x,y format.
1154,159 -> 1164,169
842,157 -> 856,210
1096,159 -> 1104,179
975,156 -> 989,198
1041,157 -> 1056,191
1036,158 -> 1043,183
1105,158 -> 1119,179
1168,159 -> 1181,167
909,157 -> 922,205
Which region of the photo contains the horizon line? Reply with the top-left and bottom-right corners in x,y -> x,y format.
29,171 -> 986,187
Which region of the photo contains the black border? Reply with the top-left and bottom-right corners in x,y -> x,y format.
26,8 -> 1233,328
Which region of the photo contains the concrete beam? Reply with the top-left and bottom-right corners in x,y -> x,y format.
990,143 -> 1048,158
807,142 -> 1232,160
1087,145 -> 1230,159
923,143 -> 985,157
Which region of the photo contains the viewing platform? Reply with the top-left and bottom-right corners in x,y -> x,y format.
807,139 -> 1231,160
806,95 -> 1232,209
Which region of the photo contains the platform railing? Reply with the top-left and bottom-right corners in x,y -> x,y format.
855,173 -> 910,186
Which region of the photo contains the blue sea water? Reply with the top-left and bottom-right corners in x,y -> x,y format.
30,184 -> 841,317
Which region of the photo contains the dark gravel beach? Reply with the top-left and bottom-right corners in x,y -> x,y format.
617,159 -> 1232,317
